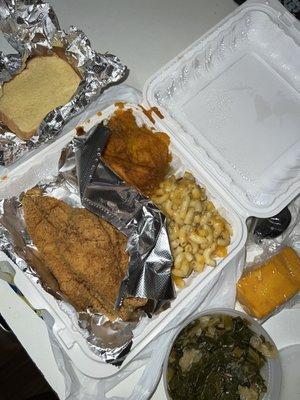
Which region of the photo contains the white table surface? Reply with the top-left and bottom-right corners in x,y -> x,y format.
0,1 -> 241,399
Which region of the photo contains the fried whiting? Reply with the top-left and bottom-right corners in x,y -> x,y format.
103,108 -> 171,195
22,188 -> 146,321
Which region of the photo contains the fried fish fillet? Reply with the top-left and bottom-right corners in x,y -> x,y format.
103,108 -> 171,194
22,189 -> 146,321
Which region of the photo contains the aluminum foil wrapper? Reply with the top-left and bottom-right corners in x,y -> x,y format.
0,0 -> 127,166
74,123 -> 174,307
0,178 -> 136,363
0,124 -> 175,363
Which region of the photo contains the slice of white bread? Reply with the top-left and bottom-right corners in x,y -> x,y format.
0,54 -> 81,140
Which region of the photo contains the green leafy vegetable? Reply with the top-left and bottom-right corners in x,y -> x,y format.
167,315 -> 272,400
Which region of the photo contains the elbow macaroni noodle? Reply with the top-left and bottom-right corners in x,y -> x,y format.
151,172 -> 232,288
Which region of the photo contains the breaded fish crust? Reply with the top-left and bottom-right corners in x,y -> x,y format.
22,189 -> 146,320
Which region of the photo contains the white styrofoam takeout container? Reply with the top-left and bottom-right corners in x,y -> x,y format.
0,0 -> 299,382
0,101 -> 246,378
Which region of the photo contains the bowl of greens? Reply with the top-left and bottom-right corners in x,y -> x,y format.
163,309 -> 281,400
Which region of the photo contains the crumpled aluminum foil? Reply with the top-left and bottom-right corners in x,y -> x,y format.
0,122 -> 175,363
0,0 -> 127,166
74,123 -> 174,307
0,177 -> 137,363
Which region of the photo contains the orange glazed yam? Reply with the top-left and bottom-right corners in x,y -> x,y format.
104,108 -> 171,194
237,247 -> 300,319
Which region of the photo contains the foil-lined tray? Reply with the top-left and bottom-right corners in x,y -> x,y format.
0,0 -> 127,166
0,122 -> 174,364
74,123 -> 174,308
0,174 -> 136,363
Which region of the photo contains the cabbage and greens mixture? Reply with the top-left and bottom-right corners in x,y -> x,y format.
167,315 -> 276,400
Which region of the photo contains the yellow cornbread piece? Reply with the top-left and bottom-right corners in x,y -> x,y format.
237,247 -> 300,319
0,54 -> 81,140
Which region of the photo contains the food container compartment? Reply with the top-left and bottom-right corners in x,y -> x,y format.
0,0 -> 299,386
0,101 -> 246,378
162,308 -> 282,400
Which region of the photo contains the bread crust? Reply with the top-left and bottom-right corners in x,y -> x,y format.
0,54 -> 81,140
0,110 -> 36,139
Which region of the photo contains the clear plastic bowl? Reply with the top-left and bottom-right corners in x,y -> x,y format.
163,308 -> 282,400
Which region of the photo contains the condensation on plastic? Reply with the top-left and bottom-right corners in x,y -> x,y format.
247,196 -> 300,258
143,0 -> 300,218
239,196 -> 300,322
250,207 -> 292,242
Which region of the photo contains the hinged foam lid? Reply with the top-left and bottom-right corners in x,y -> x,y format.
143,0 -> 300,218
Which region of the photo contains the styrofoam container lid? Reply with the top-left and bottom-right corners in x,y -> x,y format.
143,0 -> 300,218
